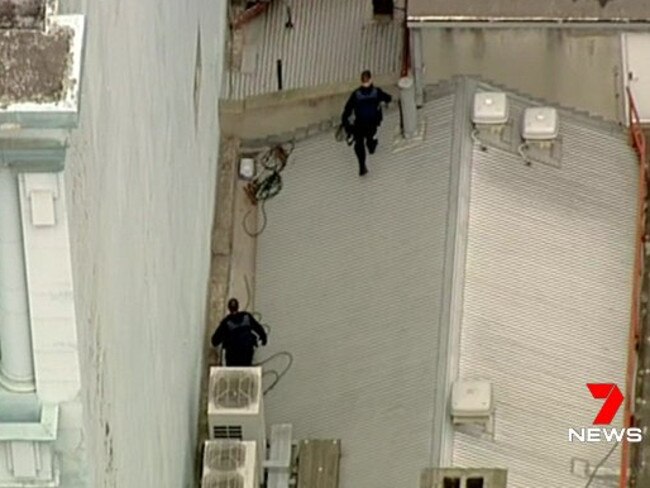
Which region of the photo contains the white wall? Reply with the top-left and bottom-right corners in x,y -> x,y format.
60,0 -> 228,486
418,28 -> 623,121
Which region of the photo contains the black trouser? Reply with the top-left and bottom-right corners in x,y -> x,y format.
225,347 -> 255,367
353,124 -> 378,174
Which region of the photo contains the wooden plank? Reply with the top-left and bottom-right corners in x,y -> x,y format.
297,439 -> 341,488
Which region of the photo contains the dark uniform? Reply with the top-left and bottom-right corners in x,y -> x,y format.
211,311 -> 268,367
341,85 -> 392,175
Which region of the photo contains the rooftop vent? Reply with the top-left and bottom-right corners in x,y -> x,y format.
472,92 -> 509,126
451,380 -> 495,435
522,107 -> 558,141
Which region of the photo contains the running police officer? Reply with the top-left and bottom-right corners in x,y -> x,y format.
341,70 -> 392,176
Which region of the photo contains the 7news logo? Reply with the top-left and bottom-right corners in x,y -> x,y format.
568,383 -> 643,443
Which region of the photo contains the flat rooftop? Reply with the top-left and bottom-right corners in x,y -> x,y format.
0,0 -> 45,29
408,0 -> 650,23
254,78 -> 638,487
0,26 -> 72,105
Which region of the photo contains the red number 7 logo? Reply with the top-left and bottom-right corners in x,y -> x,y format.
586,383 -> 624,425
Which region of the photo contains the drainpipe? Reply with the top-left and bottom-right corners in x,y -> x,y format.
410,28 -> 424,107
0,167 -> 35,392
399,76 -> 418,139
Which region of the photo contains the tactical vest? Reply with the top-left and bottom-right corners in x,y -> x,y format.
354,87 -> 382,125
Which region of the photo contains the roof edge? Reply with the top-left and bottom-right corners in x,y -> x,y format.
408,17 -> 650,29
425,75 -> 626,136
429,77 -> 477,466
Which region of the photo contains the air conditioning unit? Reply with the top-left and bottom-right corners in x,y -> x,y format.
421,468 -> 508,488
202,440 -> 258,488
472,92 -> 509,128
208,367 -> 266,480
451,380 -> 494,433
522,107 -> 558,143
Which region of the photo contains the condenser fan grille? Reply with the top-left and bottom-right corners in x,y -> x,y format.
205,441 -> 247,470
210,371 -> 259,409
202,472 -> 244,488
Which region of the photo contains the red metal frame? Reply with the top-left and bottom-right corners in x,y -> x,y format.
620,87 -> 647,488
401,0 -> 410,77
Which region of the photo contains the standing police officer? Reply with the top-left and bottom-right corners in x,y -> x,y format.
341,70 -> 392,176
211,298 -> 267,367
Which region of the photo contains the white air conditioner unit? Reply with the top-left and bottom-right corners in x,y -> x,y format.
451,380 -> 494,433
208,367 -> 266,480
202,440 -> 258,488
472,92 -> 509,130
522,107 -> 558,142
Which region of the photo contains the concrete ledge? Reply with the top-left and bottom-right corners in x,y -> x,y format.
0,404 -> 58,441
220,75 -> 401,143
220,73 -> 400,114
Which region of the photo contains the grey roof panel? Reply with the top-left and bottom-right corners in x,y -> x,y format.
254,77 -> 638,487
452,99 -> 638,486
255,97 -> 456,488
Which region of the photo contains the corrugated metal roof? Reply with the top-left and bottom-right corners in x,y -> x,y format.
452,96 -> 638,487
223,0 -> 404,99
254,96 -> 456,488
253,77 -> 638,487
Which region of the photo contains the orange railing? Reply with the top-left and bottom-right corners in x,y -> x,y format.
621,87 -> 647,488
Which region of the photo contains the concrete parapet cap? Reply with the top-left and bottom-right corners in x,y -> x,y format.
220,73 -> 400,114
0,403 -> 58,441
0,14 -> 84,127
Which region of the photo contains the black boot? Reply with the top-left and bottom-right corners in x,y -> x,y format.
354,137 -> 368,176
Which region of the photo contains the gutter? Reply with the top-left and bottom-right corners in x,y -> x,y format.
407,17 -> 650,29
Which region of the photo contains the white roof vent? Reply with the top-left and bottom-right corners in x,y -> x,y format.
472,92 -> 508,125
451,380 -> 493,418
451,381 -> 495,435
523,107 -> 558,141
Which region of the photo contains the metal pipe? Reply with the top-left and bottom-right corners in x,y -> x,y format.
410,28 -> 424,107
285,3 -> 293,28
398,76 -> 417,139
401,1 -> 410,78
0,167 -> 35,392
276,59 -> 283,91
